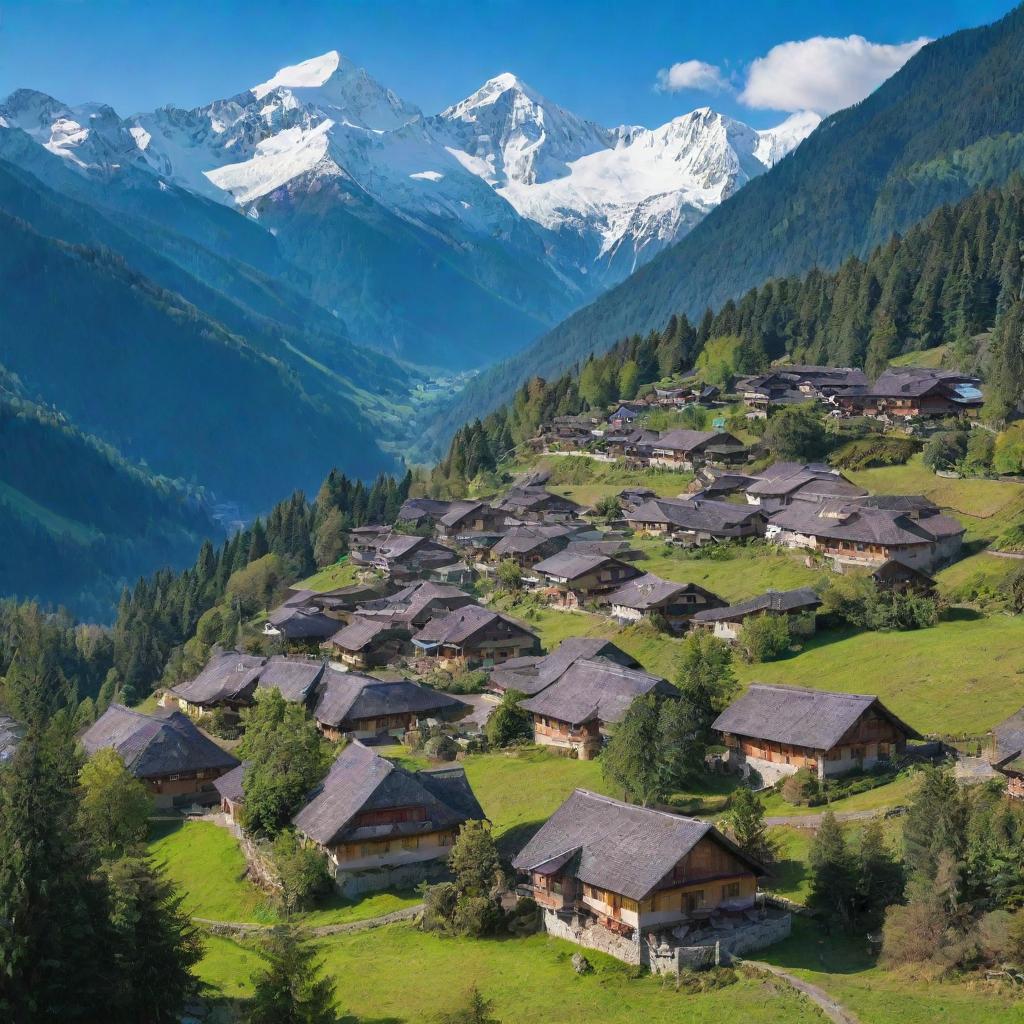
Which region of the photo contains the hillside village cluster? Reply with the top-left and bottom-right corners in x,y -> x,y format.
71,361 -> 1018,975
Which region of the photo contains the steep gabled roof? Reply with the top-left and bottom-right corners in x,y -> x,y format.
326,616 -> 402,653
489,638 -> 639,696
213,760 -> 248,803
690,586 -> 821,623
519,659 -> 676,727
412,605 -> 537,647
627,497 -> 763,533
256,656 -> 325,703
532,551 -> 622,581
608,573 -> 718,610
293,742 -> 482,846
712,683 -> 922,750
312,669 -> 464,728
79,704 -> 239,779
173,652 -> 266,705
512,789 -> 764,901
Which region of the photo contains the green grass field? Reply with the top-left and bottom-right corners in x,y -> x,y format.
518,454 -> 695,508
298,557 -> 364,593
148,819 -> 419,926
197,927 -> 828,1024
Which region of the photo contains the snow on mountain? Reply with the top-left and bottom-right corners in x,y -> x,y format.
755,110 -> 822,168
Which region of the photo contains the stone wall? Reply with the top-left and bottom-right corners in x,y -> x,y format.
335,857 -> 451,899
541,910 -> 643,966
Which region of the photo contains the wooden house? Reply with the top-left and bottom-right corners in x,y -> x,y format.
513,790 -> 767,956
487,637 -> 640,697
531,551 -> 641,607
213,761 -> 247,823
170,651 -> 266,717
254,655 -> 326,706
493,487 -> 584,523
435,500 -> 508,539
712,684 -> 922,786
688,587 -> 821,641
489,524 -> 574,569
840,368 -> 983,419
293,741 -> 485,896
519,659 -> 677,759
871,558 -> 937,595
411,605 -> 539,668
626,497 -> 765,544
648,429 -> 746,470
80,704 -> 239,808
311,669 -> 466,742
321,617 -> 410,671
608,573 -> 725,632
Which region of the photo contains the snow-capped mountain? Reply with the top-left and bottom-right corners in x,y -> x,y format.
0,52 -> 819,366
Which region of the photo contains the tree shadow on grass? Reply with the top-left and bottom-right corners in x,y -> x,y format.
763,857 -> 808,900
757,917 -> 876,977
495,819 -> 546,860
942,605 -> 985,621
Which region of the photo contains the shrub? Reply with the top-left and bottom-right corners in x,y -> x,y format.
780,767 -> 821,806
424,734 -> 460,761
272,831 -> 332,914
922,430 -> 968,472
737,614 -> 790,662
830,434 -> 920,470
201,706 -> 241,740
994,423 -> 1024,475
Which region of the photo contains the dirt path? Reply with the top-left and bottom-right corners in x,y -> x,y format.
742,960 -> 860,1024
193,904 -> 423,938
764,808 -> 896,828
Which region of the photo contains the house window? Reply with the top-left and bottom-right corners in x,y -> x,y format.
722,882 -> 740,900
683,890 -> 704,913
438,832 -> 453,847
360,843 -> 376,858
551,880 -> 563,895
401,836 -> 419,851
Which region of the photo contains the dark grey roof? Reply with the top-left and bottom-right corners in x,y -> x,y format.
213,761 -> 248,803
412,605 -> 537,647
491,525 -> 572,557
533,551 -> 619,580
992,708 -> 1024,764
512,789 -> 762,901
398,498 -> 453,522
769,503 -> 962,547
712,684 -> 922,750
653,429 -> 719,452
690,587 -> 821,623
79,704 -> 239,779
312,670 -> 465,728
489,638 -> 639,696
357,581 -> 476,627
270,607 -> 340,640
293,742 -> 482,846
256,656 -> 325,703
440,501 -> 486,527
173,652 -> 266,705
519,658 -> 676,726
608,573 -> 693,610
327,616 -> 402,652
626,497 -> 763,534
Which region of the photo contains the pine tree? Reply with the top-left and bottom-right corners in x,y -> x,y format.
727,786 -> 775,866
808,811 -> 857,929
248,924 -> 337,1024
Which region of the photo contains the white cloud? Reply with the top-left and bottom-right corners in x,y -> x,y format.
655,60 -> 731,95
738,34 -> 931,114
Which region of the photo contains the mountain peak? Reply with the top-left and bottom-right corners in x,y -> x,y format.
251,51 -> 344,100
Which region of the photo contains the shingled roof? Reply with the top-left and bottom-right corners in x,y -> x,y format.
690,587 -> 821,624
312,670 -> 465,728
991,707 -> 1024,765
256,656 -> 325,703
489,638 -> 640,697
293,742 -> 484,847
512,789 -> 763,901
173,652 -> 266,706
712,684 -> 922,751
268,607 -> 340,640
80,704 -> 239,779
213,761 -> 248,804
532,551 -> 624,581
412,605 -> 537,648
626,497 -> 764,534
326,616 -> 403,653
519,659 -> 676,727
608,573 -> 714,611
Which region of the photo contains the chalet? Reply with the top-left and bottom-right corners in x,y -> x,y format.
531,551 -> 642,607
411,605 -> 539,668
254,655 -> 326,705
626,497 -> 766,544
618,487 -> 657,512
712,684 -> 922,785
689,587 -> 821,642
493,487 -> 584,523
607,403 -> 646,429
766,499 -> 964,571
213,761 -> 247,823
605,427 -> 660,462
293,741 -> 485,896
489,524 -> 574,569
987,708 -> 1024,798
649,429 -> 746,470
429,561 -> 477,587
520,659 -> 677,759
870,558 -> 937,595
397,497 -> 456,530
838,368 -> 983,419
743,462 -> 867,511
609,573 -> 726,632
355,581 -> 477,630
513,790 -> 778,969
689,469 -> 758,500
347,524 -> 391,556
311,670 -> 466,742
80,704 -> 239,808
737,366 -> 866,412
315,581 -> 396,619
321,617 -> 410,671
170,651 -> 266,716
262,605 -> 340,645
436,500 -> 507,538
487,637 -> 640,697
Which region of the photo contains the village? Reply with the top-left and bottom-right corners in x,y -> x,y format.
49,358 -> 1024,1023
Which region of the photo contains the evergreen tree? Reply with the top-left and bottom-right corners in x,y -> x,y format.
808,811 -> 857,929
248,924 -> 337,1024
727,786 -> 776,866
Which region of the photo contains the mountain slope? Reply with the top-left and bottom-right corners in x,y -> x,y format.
435,4 -> 1024,443
0,210 -> 398,511
0,387 -> 219,620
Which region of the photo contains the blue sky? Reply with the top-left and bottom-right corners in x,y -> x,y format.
0,0 -> 1017,128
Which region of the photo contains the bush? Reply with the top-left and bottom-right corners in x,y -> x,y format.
506,897 -> 540,936
486,690 -> 533,748
922,430 -> 969,472
737,614 -> 790,662
994,423 -> 1024,475
780,768 -> 821,806
272,831 -> 332,914
426,669 -> 488,694
200,706 -> 241,740
829,434 -> 920,470
762,405 -> 830,461
424,734 -> 460,761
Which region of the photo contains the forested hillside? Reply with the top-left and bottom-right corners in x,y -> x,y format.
0,393 -> 217,620
429,3 -> 1024,450
432,177 -> 1024,488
